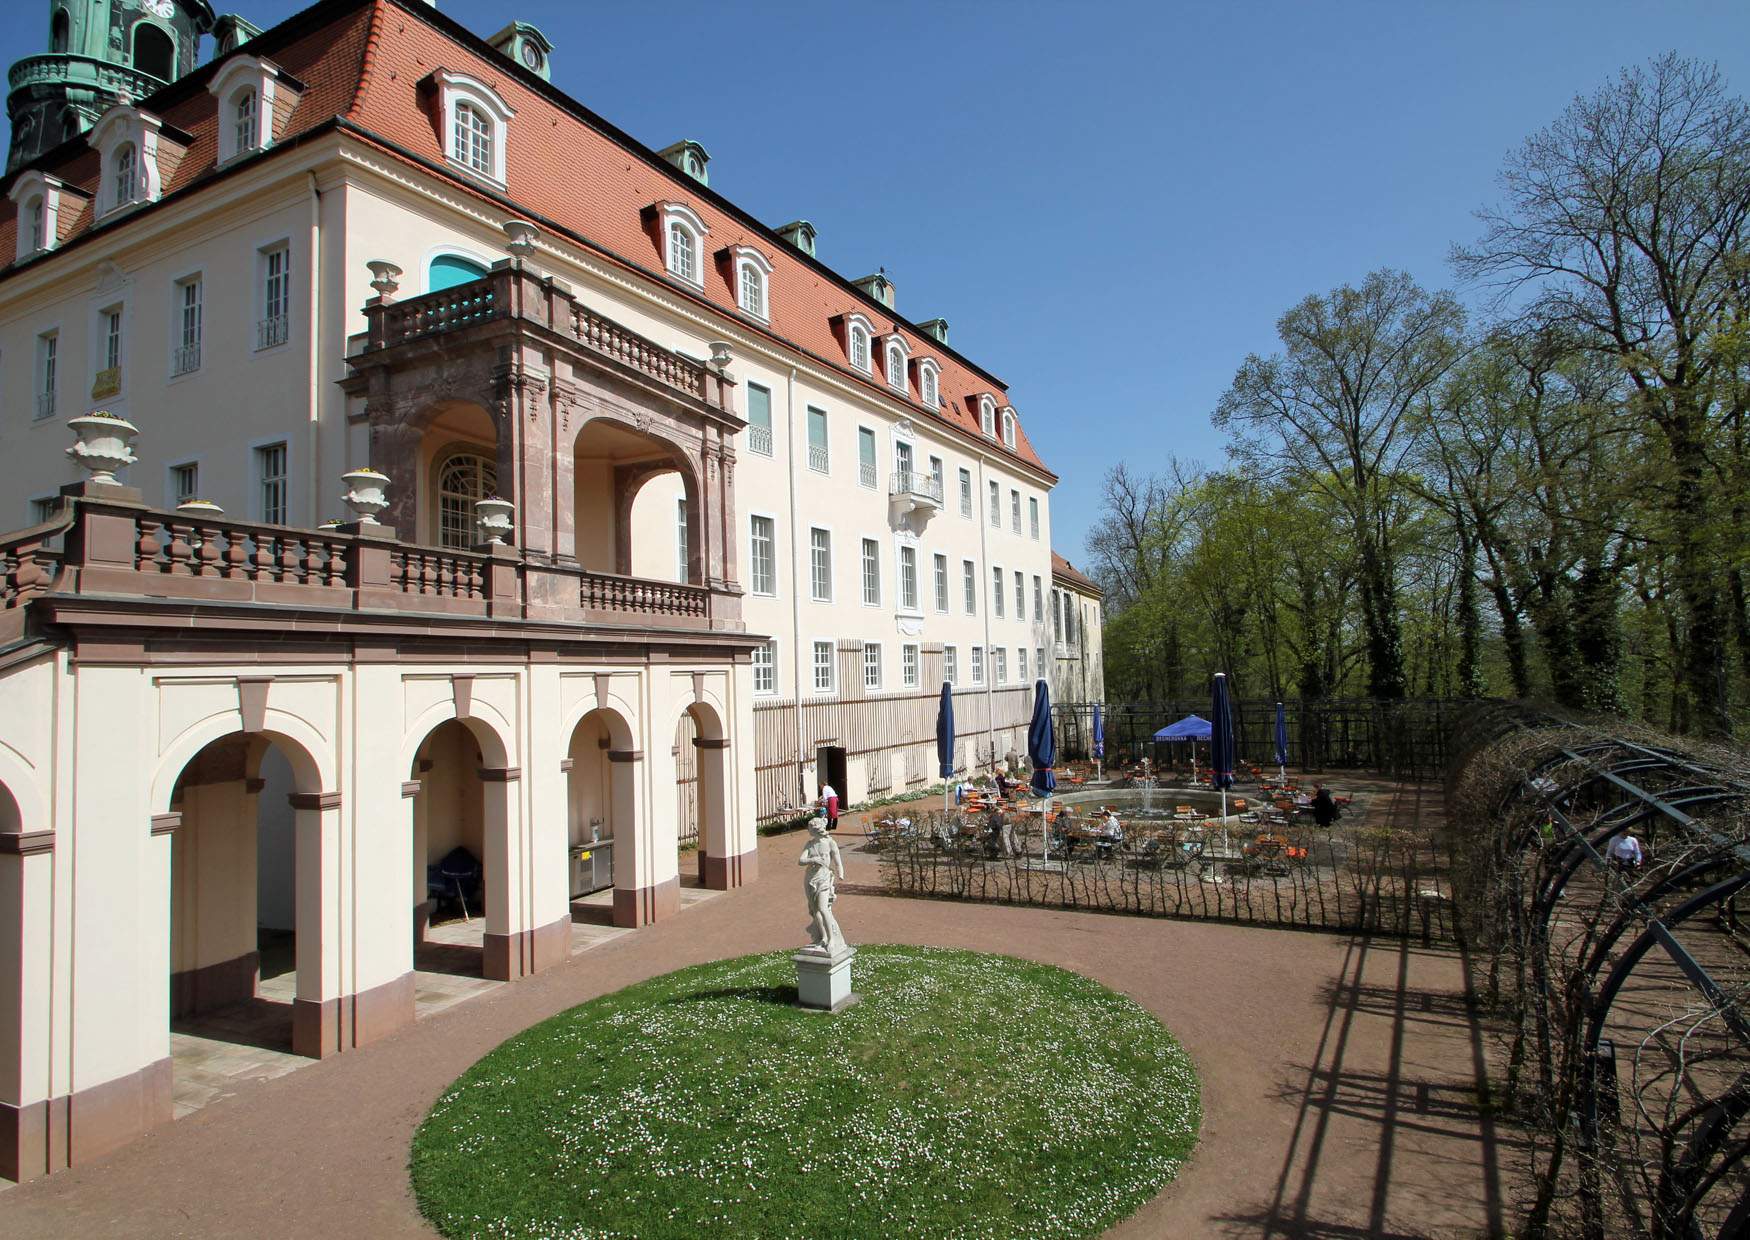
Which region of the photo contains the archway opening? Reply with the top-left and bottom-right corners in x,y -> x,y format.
50,10 -> 69,55
410,719 -> 492,977
418,401 -> 500,549
167,732 -> 314,1095
682,702 -> 730,888
565,707 -> 635,925
428,253 -> 489,292
571,419 -> 698,581
133,24 -> 174,81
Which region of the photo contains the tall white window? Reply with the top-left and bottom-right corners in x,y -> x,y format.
894,439 -> 914,485
861,538 -> 880,606
920,363 -> 938,408
863,643 -> 882,690
813,640 -> 834,693
962,559 -> 976,614
667,221 -> 695,283
899,545 -> 918,611
1029,497 -> 1040,540
1010,489 -> 1022,534
113,143 -> 137,208
100,307 -> 123,373
807,407 -> 829,473
234,89 -> 258,154
944,645 -> 958,685
980,398 -> 995,438
737,260 -> 766,319
933,553 -> 949,612
170,462 -> 198,506
1002,411 -> 1016,448
1036,647 -> 1046,680
258,244 -> 290,350
35,331 -> 56,418
849,323 -> 870,372
1019,648 -> 1029,683
902,643 -> 919,688
255,441 -> 288,525
1053,591 -> 1063,640
454,102 -> 493,176
971,645 -> 985,685
810,528 -> 832,601
1014,570 -> 1025,619
753,641 -> 776,695
988,480 -> 1000,528
1033,575 -> 1043,621
994,647 -> 1008,685
27,198 -> 43,252
858,427 -> 877,488
676,497 -> 690,581
959,468 -> 973,518
746,383 -> 773,457
750,515 -> 776,595
437,451 -> 496,549
173,277 -> 202,375
930,456 -> 944,500
886,342 -> 906,390
992,566 -> 1005,618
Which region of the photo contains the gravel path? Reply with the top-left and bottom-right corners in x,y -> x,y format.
0,780 -> 1513,1239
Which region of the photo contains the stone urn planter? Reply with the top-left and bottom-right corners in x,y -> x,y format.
340,468 -> 391,525
475,495 -> 515,544
66,411 -> 138,485
366,259 -> 402,298
176,499 -> 224,517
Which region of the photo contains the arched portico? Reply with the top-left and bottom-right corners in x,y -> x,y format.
565,706 -> 639,920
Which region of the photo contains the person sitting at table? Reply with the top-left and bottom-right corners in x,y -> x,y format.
1094,811 -> 1124,858
994,770 -> 1012,800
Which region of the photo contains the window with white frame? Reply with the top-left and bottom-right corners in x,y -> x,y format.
810,528 -> 832,601
861,538 -> 880,606
979,396 -> 996,438
745,382 -> 773,456
258,243 -> 290,350
918,359 -> 940,408
806,407 -> 829,473
34,331 -> 56,419
676,497 -> 690,581
885,338 -> 908,392
753,640 -> 776,694
433,71 -> 514,187
959,468 -> 972,518
1019,648 -> 1029,683
902,644 -> 919,688
255,441 -> 288,524
988,480 -> 1000,528
893,438 -> 913,485
992,566 -> 1004,618
857,427 -> 877,488
929,456 -> 944,500
1033,575 -> 1043,621
234,89 -> 257,155
933,553 -> 949,612
812,640 -> 834,693
1029,496 -> 1040,539
169,461 -> 198,506
1014,570 -> 1025,619
750,515 -> 776,596
863,643 -> 882,690
944,645 -> 958,685
899,544 -> 918,611
971,645 -> 985,685
994,647 -> 1008,685
845,313 -> 874,373
437,450 -> 496,548
730,246 -> 772,320
1002,410 -> 1017,449
1036,646 -> 1046,680
654,201 -> 708,287
962,559 -> 976,614
98,305 -> 123,379
668,221 -> 695,282
1010,489 -> 1021,534
1053,590 -> 1063,640
173,276 -> 201,375
25,198 -> 43,255
112,143 -> 138,209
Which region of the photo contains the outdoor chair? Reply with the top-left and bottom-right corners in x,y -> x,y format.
427,846 -> 483,920
1174,804 -> 1197,821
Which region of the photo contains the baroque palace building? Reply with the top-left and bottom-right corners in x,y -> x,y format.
0,0 -> 1084,1180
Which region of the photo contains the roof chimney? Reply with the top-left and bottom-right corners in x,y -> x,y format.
853,270 -> 895,309
776,220 -> 816,257
918,318 -> 948,345
658,140 -> 709,186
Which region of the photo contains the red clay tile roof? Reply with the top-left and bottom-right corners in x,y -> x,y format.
1052,552 -> 1102,595
0,0 -> 1055,480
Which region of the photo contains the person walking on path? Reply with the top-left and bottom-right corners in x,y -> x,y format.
819,781 -> 840,831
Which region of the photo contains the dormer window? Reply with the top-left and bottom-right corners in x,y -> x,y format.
842,312 -> 875,374
724,244 -> 773,321
9,172 -> 70,260
652,202 -> 708,287
88,104 -> 173,217
427,70 -> 514,189
883,334 -> 911,393
916,358 -> 941,408
1001,409 -> 1017,450
209,56 -> 295,165
979,396 -> 996,438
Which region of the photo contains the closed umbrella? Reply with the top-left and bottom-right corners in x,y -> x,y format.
1092,704 -> 1105,781
1274,701 -> 1289,787
1028,679 -> 1057,861
936,681 -> 955,811
1210,673 -> 1236,822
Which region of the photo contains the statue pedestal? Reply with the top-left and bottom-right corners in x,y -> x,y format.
793,945 -> 857,1013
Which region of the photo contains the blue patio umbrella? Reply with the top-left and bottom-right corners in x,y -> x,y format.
1211,673 -> 1236,819
1274,701 -> 1289,785
1092,703 -> 1105,778
935,681 -> 955,810
1153,714 -> 1211,782
1028,679 -> 1057,862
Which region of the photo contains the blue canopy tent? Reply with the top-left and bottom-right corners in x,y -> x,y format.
1153,714 -> 1212,783
935,682 -> 955,811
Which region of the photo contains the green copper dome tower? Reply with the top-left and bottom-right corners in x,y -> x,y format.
7,1 -> 219,173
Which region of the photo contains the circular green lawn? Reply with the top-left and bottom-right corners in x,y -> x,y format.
411,945 -> 1200,1239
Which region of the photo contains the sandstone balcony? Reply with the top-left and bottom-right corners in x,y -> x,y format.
888,468 -> 944,519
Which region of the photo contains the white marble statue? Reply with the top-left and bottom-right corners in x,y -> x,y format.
799,816 -> 847,955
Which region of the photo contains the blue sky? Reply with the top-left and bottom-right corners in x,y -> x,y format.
5,1 -> 1750,559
